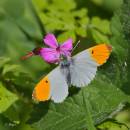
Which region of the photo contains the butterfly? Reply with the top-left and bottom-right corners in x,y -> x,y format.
22,34 -> 112,103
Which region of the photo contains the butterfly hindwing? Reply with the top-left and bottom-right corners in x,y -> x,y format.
32,67 -> 68,103
48,67 -> 68,103
32,76 -> 51,101
70,44 -> 112,87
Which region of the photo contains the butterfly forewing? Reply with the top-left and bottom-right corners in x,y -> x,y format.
70,44 -> 112,87
70,50 -> 98,87
88,44 -> 112,66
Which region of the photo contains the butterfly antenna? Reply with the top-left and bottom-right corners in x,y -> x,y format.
71,40 -> 80,53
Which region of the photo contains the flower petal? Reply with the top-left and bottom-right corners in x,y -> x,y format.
43,34 -> 58,48
39,48 -> 60,63
60,38 -> 73,57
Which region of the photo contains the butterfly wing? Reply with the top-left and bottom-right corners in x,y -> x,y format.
32,67 -> 68,103
88,44 -> 112,66
70,44 -> 112,87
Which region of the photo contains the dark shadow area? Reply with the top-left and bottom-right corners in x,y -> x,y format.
27,101 -> 50,124
75,0 -> 112,19
68,86 -> 80,97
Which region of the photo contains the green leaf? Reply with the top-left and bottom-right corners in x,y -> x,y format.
30,76 -> 130,130
3,0 -> 25,19
91,29 -> 110,43
98,121 -> 128,130
90,0 -> 103,6
0,82 -> 18,113
2,64 -> 21,75
57,31 -> 76,43
118,0 -> 130,95
91,17 -> 111,34
75,27 -> 87,37
82,90 -> 96,130
0,57 -> 10,68
3,103 -> 20,125
110,14 -> 128,62
32,0 -> 89,38
0,0 -> 46,78
102,0 -> 123,12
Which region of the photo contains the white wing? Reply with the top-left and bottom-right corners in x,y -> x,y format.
70,44 -> 112,87
48,67 -> 68,103
70,50 -> 98,87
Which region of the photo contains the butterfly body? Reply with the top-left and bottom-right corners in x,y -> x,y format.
60,58 -> 73,85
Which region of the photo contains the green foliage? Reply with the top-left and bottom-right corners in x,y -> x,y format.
32,0 -> 111,43
32,0 -> 89,42
0,82 -> 18,113
30,76 -> 130,130
90,0 -> 123,12
0,0 -> 130,130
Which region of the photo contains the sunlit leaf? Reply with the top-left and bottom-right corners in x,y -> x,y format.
91,29 -> 110,43
0,83 -> 18,113
91,17 -> 111,34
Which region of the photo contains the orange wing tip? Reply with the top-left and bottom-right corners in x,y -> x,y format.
32,76 -> 51,101
89,44 -> 112,65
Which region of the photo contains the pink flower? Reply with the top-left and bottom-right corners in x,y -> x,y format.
39,34 -> 73,63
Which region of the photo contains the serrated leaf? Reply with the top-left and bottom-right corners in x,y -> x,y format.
57,31 -> 76,43
0,57 -> 10,68
2,64 -> 21,75
32,0 -> 88,38
29,76 -> 130,130
0,83 -> 18,113
110,14 -> 128,62
76,27 -> 87,37
91,17 -> 111,34
91,29 -> 110,43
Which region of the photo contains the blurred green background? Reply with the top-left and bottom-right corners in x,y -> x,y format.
0,0 -> 130,130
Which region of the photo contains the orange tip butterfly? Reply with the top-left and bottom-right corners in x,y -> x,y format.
32,43 -> 112,103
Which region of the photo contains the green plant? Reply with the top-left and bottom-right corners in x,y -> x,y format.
0,0 -> 130,130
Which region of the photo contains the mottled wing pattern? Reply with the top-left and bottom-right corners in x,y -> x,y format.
70,44 -> 112,87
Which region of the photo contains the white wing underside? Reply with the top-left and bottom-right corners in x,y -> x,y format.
48,67 -> 68,103
70,50 -> 98,87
